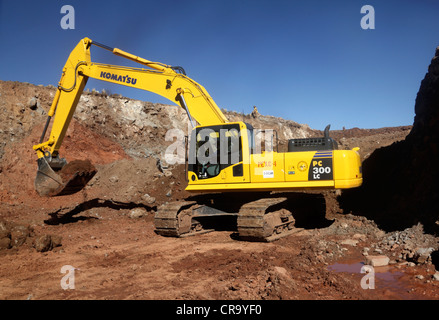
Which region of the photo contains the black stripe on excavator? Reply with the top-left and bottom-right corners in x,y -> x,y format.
90,40 -> 186,75
91,41 -> 115,52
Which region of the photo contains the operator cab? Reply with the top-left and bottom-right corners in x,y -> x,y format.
188,123 -> 244,180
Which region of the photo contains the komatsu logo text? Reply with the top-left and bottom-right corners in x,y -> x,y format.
100,72 -> 137,85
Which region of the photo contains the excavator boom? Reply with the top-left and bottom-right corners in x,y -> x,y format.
33,37 -> 228,196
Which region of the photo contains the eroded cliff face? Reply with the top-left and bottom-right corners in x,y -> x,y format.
0,81 -> 317,162
340,46 -> 439,233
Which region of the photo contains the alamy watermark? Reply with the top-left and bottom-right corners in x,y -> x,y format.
164,122 -> 276,166
58,5 -> 375,32
360,265 -> 375,289
60,5 -> 75,30
60,265 -> 76,290
361,5 -> 375,30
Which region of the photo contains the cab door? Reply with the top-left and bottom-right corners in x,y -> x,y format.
187,122 -> 250,185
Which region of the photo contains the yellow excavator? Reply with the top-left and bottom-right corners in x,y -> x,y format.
33,37 -> 362,241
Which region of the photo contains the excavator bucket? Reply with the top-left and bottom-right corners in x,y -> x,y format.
35,157 -> 97,197
35,157 -> 64,197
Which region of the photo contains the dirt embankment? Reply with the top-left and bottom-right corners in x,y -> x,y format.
1,43 -> 439,303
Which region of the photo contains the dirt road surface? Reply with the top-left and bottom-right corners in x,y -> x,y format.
1,80 -> 438,302
1,200 -> 438,301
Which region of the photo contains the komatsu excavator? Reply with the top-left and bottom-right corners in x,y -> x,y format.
33,37 -> 362,241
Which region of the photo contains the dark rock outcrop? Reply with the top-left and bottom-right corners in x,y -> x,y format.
340,46 -> 439,234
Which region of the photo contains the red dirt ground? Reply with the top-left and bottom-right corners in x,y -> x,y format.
1,80 -> 438,302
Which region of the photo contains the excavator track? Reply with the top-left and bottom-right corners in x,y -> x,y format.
237,197 -> 299,242
154,201 -> 214,237
154,195 -> 300,242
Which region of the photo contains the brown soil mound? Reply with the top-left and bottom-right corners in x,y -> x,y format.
58,160 -> 97,182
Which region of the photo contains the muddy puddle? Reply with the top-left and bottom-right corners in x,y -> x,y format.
327,261 -> 423,299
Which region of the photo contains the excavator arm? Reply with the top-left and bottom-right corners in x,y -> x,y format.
33,37 -> 228,196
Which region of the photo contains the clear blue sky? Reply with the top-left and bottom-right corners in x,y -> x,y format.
1,0 -> 438,130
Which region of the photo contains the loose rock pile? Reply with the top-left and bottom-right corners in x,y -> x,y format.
374,223 -> 438,265
0,219 -> 61,252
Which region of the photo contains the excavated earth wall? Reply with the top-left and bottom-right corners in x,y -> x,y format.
340,46 -> 439,234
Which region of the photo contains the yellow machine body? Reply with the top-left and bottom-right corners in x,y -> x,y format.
185,122 -> 362,193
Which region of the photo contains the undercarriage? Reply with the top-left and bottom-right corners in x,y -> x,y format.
154,192 -> 319,242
